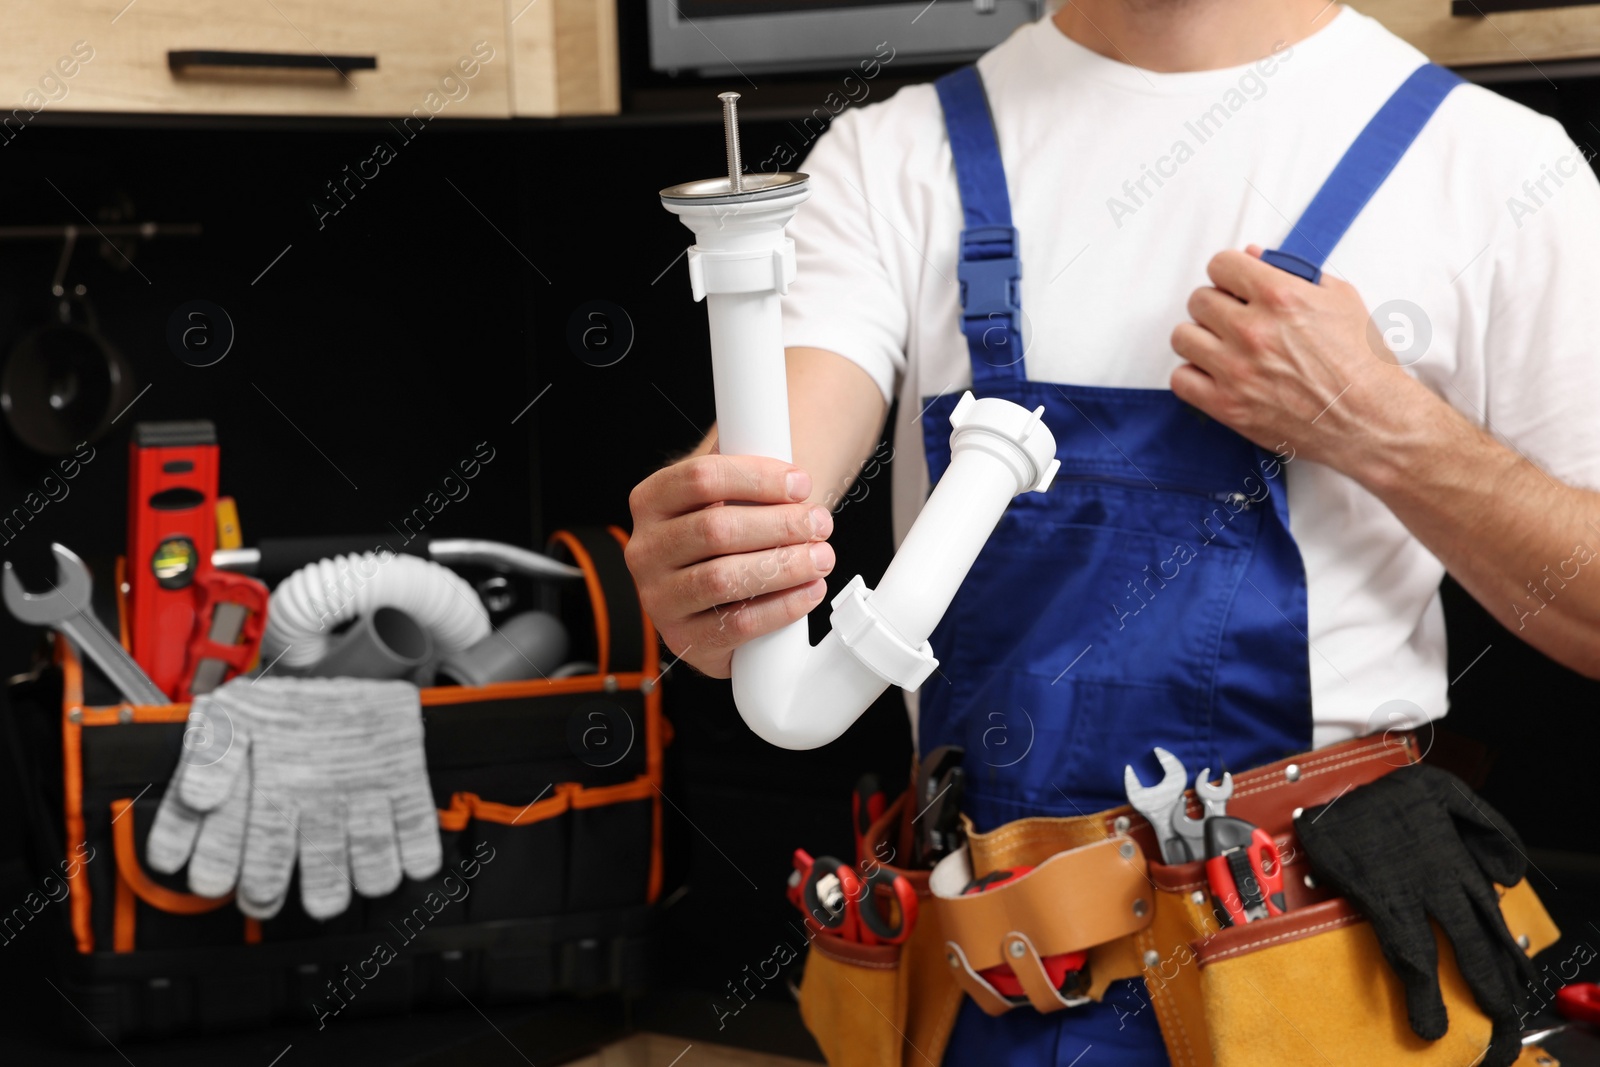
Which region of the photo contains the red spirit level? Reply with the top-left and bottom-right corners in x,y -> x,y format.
127,421 -> 264,701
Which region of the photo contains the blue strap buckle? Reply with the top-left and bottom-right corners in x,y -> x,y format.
957,225 -> 1022,336
1260,248 -> 1322,285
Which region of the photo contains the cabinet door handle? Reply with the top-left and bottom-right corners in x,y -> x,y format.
1451,0 -> 1594,14
167,50 -> 378,76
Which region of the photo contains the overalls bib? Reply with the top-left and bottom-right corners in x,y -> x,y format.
919,62 -> 1462,1065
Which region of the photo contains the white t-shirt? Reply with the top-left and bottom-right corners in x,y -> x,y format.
780,5 -> 1600,748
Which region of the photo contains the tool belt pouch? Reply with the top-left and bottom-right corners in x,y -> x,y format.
927,734 -> 1561,1067
928,837 -> 1154,1016
1191,881 -> 1556,1067
1155,740 -> 1561,1067
797,789 -> 965,1067
798,924 -> 909,1067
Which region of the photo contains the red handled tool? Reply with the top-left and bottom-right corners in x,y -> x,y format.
1520,982 -> 1600,1047
1204,815 -> 1287,927
177,564 -> 268,700
852,773 -> 886,866
962,867 -> 1090,1000
1557,982 -> 1600,1025
787,849 -> 917,946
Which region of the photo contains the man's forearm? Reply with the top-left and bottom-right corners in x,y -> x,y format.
1358,384 -> 1600,676
1171,248 -> 1600,676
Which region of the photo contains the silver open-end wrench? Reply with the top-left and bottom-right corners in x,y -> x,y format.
1196,769 -> 1233,819
3,543 -> 169,705
1172,793 -> 1205,863
1123,747 -> 1189,864
1171,767 -> 1234,862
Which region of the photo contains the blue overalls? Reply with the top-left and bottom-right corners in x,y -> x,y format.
920,63 -> 1462,1065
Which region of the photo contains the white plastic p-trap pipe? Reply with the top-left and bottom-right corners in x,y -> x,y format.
661,134 -> 1058,750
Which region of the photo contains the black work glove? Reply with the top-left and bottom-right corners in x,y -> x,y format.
1295,763 -> 1537,1067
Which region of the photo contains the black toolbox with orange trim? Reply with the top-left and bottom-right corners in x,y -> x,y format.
2,526 -> 668,1042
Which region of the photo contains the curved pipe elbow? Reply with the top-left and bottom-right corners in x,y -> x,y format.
731,627 -> 892,750
726,393 -> 1061,750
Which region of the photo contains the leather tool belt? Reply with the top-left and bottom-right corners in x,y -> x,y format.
798,732 -> 1563,1067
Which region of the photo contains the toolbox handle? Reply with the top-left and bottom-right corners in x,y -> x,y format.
243,535 -> 432,578
545,528 -> 646,676
1450,1 -> 1592,14
216,536 -> 582,582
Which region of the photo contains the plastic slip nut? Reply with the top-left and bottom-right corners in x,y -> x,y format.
686,240 -> 796,300
829,574 -> 939,691
948,393 -> 1061,494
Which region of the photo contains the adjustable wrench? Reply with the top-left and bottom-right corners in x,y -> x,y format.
1123,747 -> 1189,864
3,543 -> 169,705
1172,768 -> 1233,864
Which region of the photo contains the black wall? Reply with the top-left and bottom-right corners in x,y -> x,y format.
0,108 -> 912,1050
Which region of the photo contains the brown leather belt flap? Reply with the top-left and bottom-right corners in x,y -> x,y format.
929,836 -> 1153,971
963,731 -> 1420,880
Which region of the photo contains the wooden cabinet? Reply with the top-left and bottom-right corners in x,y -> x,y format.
0,0 -> 619,119
1349,0 -> 1600,67
508,0 -> 620,116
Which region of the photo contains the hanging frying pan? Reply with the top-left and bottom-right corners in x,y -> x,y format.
1,292 -> 134,456
1,226 -> 137,457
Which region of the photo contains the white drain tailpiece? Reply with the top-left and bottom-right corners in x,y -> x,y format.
660,92 -> 1059,750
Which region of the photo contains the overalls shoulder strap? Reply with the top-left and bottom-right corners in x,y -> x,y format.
934,61 -> 1464,365
935,65 -> 1024,386
1263,63 -> 1464,283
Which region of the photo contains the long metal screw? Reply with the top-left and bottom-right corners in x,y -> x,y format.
718,91 -> 743,194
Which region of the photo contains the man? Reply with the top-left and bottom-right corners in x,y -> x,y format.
626,0 -> 1600,1061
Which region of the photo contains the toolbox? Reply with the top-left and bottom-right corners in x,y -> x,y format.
3,524 -> 667,1043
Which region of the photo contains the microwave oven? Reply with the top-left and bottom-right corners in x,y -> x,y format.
647,0 -> 1044,76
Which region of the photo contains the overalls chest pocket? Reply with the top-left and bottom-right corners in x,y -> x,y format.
933,467 -> 1268,825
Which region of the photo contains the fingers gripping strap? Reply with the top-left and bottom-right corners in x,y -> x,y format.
935,66 -> 1024,385
1268,64 -> 1463,283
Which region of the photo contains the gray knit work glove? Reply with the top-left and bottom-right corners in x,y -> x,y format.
178,677 -> 441,920
146,697 -> 251,897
